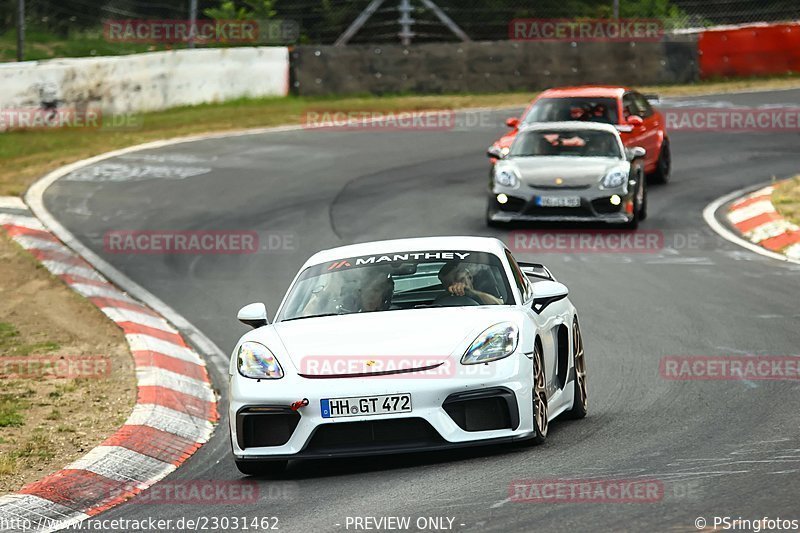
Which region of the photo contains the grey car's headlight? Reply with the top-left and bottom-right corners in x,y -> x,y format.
461,322 -> 519,365
237,341 -> 284,379
600,169 -> 627,188
494,168 -> 519,188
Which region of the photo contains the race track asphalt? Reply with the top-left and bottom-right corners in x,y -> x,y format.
43,89 -> 800,532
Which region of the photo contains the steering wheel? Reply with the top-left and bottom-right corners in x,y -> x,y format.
434,294 -> 480,307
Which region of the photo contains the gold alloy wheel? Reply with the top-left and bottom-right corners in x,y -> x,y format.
533,341 -> 549,439
573,318 -> 588,414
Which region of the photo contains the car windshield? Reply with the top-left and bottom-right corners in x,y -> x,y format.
510,130 -> 622,158
523,97 -> 619,125
278,250 -> 514,321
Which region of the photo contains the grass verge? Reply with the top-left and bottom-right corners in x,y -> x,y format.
772,176 -> 800,226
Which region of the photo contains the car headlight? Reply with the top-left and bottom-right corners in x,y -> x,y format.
494,168 -> 519,188
237,341 -> 284,379
461,322 -> 519,365
601,169 -> 627,189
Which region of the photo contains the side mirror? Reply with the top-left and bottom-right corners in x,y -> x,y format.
626,115 -> 644,127
237,302 -> 268,328
625,146 -> 646,161
505,117 -> 520,129
531,281 -> 569,314
487,145 -> 504,159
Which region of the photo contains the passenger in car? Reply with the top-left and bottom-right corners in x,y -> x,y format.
437,261 -> 502,305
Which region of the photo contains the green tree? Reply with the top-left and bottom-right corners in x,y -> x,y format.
205,0 -> 276,20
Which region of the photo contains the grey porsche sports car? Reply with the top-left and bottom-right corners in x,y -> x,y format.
486,122 -> 647,228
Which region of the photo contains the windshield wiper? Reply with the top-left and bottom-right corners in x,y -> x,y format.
281,312 -> 341,322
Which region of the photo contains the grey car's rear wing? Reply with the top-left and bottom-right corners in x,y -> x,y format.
518,262 -> 555,282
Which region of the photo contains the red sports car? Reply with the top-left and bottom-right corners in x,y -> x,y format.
489,86 -> 671,184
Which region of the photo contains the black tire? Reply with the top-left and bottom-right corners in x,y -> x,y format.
565,317 -> 587,419
529,339 -> 549,445
649,138 -> 671,185
621,175 -> 644,229
621,209 -> 639,230
639,180 -> 648,221
235,459 -> 287,477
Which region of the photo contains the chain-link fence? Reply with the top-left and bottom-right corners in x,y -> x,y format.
1,0 -> 799,61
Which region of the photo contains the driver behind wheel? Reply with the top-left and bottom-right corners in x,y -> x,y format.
437,261 -> 502,305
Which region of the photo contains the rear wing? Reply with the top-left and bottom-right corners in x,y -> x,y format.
518,262 -> 555,282
644,93 -> 660,104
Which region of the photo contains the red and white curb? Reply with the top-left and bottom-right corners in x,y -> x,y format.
726,185 -> 800,261
0,197 -> 218,532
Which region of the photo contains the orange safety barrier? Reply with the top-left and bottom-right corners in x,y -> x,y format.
698,23 -> 800,79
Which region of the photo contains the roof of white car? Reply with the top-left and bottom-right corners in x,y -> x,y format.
305,236 -> 509,267
519,120 -> 620,135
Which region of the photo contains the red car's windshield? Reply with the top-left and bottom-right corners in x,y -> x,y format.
522,97 -> 619,125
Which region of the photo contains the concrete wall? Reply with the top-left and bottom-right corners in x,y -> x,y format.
290,38 -> 698,96
0,47 -> 289,115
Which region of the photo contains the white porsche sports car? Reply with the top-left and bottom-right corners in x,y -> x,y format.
229,236 -> 587,475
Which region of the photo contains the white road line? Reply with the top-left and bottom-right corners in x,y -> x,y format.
727,199 -> 775,224
126,333 -> 204,365
0,196 -> 27,210
0,213 -> 43,230
0,494 -> 90,533
101,307 -> 179,333
39,259 -> 102,279
66,446 -> 175,486
126,404 -> 214,442
137,366 -> 215,400
703,182 -> 800,264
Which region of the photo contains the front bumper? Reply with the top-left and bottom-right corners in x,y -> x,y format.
487,184 -> 634,224
230,355 -> 535,460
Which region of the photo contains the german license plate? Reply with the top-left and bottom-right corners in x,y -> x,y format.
320,393 -> 412,418
536,195 -> 581,207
